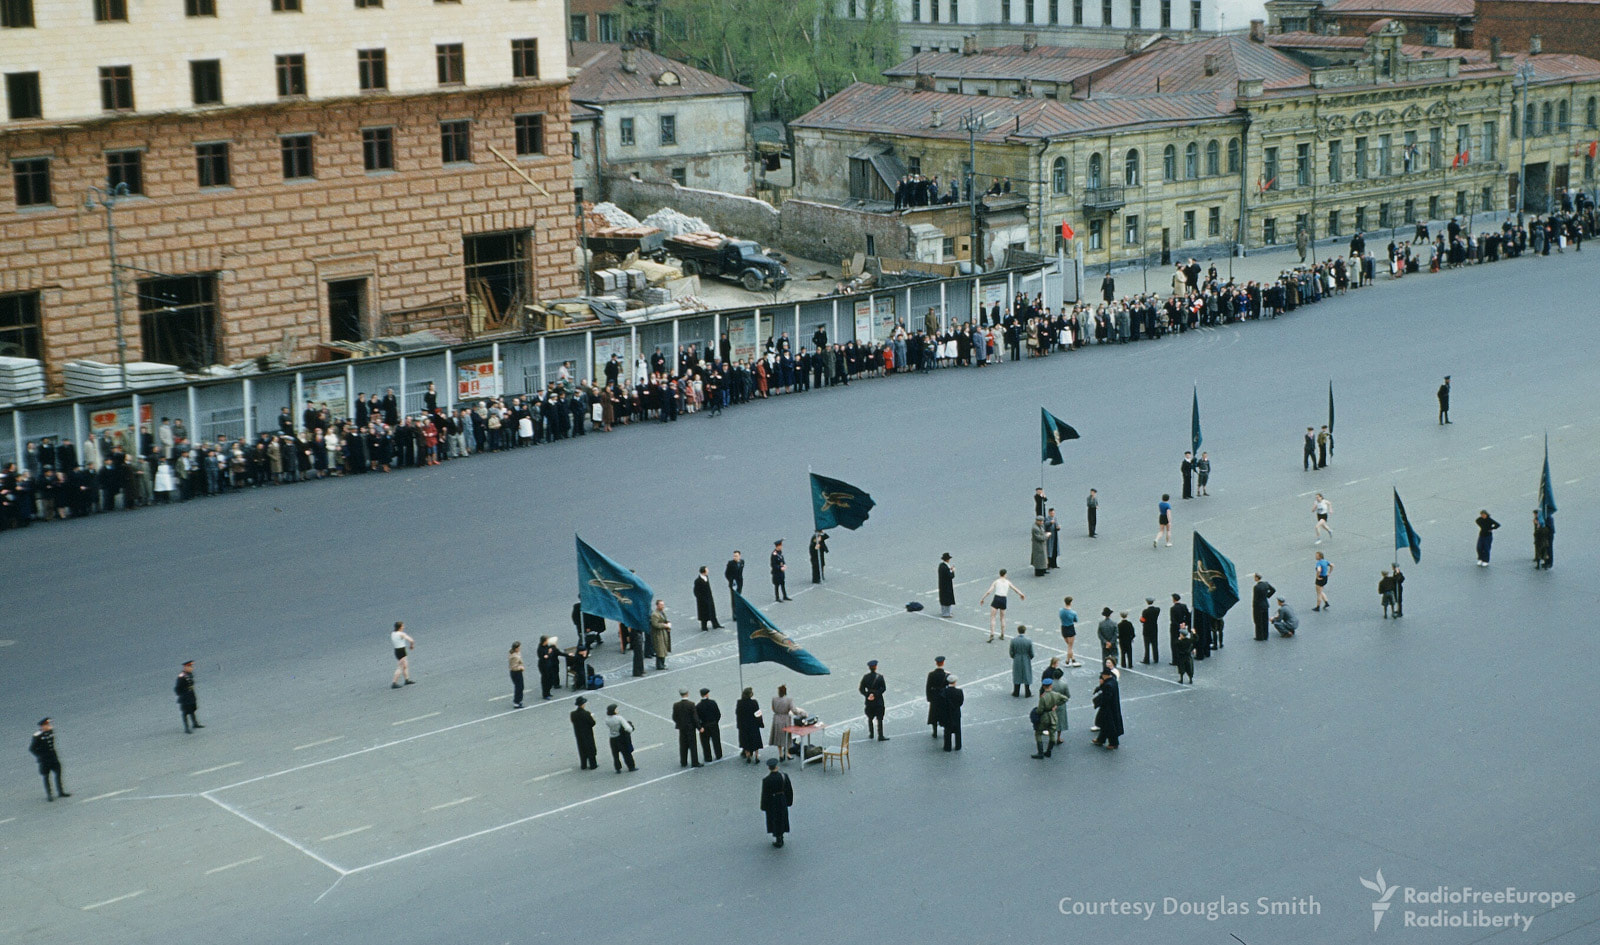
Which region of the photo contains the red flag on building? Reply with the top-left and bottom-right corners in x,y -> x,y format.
1061,221 -> 1075,240
1451,150 -> 1469,168
1590,140 -> 1598,158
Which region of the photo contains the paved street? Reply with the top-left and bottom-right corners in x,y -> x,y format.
3,247 -> 1597,945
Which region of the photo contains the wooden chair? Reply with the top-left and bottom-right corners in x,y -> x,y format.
822,728 -> 850,772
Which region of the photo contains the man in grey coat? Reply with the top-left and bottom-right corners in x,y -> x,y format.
1097,607 -> 1119,666
1271,598 -> 1299,637
1031,517 -> 1049,577
1009,626 -> 1035,698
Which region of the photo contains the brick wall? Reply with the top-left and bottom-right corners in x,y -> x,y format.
606,177 -> 781,246
0,84 -> 580,383
1475,1 -> 1600,58
779,200 -> 915,266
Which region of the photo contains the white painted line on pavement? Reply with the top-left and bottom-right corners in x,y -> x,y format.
0,816 -> 15,826
1479,445 -> 1495,451
1522,434 -> 1535,440
392,711 -> 441,726
1559,423 -> 1573,429
634,742 -> 664,752
80,789 -> 131,803
427,796 -> 477,812
487,694 -> 510,702
294,736 -> 344,752
318,825 -> 373,842
201,793 -> 348,876
82,890 -> 144,911
1343,478 -> 1369,485
525,769 -> 574,784
190,761 -> 242,777
1297,490 -> 1317,497
205,856 -> 263,875
1565,478 -> 1580,485
1390,468 -> 1408,474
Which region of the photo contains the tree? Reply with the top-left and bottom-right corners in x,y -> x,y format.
637,0 -> 899,122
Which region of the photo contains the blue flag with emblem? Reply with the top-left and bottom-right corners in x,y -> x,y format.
1393,489 -> 1422,564
1040,407 -> 1081,466
1191,384 -> 1203,455
734,591 -> 831,675
1191,531 -> 1239,618
810,473 -> 875,531
575,534 -> 654,632
1538,435 -> 1557,528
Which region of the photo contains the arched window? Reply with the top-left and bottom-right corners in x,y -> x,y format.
1510,104 -> 1520,139
1163,144 -> 1177,181
1524,103 -> 1536,137
1184,141 -> 1199,179
1542,101 -> 1553,136
1205,139 -> 1220,176
1124,148 -> 1140,186
1227,137 -> 1241,173
1558,100 -> 1569,131
1588,96 -> 1598,129
1052,156 -> 1068,194
1088,152 -> 1103,189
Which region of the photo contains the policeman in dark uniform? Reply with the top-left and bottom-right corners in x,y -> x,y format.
723,550 -> 745,612
570,697 -> 599,770
924,656 -> 948,738
858,660 -> 889,741
770,540 -> 791,602
175,660 -> 203,733
695,688 -> 723,761
30,718 -> 69,801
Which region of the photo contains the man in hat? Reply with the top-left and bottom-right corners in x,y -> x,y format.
1097,608 -> 1119,667
770,540 -> 791,602
672,689 -> 703,768
858,660 -> 888,740
760,757 -> 793,847
571,697 -> 599,770
1032,677 -> 1067,759
1010,626 -> 1035,698
175,660 -> 203,733
939,675 -> 964,751
1437,376 -> 1451,424
937,553 -> 956,618
696,688 -> 723,761
1139,597 -> 1161,664
925,657 -> 948,738
29,718 -> 69,801
1091,667 -> 1124,749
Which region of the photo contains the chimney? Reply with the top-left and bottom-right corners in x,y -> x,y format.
962,34 -> 980,56
620,45 -> 637,74
1124,32 -> 1140,54
930,107 -> 943,128
1250,19 -> 1266,42
1489,36 -> 1502,59
1237,77 -> 1264,99
1529,34 -> 1542,54
914,72 -> 936,91
1023,32 -> 1038,51
1204,53 -> 1218,76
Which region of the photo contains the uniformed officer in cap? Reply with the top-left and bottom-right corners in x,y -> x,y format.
770,539 -> 791,602
175,660 -> 203,733
925,656 -> 948,738
29,718 -> 69,801
858,660 -> 889,741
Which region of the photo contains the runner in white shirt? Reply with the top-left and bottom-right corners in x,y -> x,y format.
979,569 -> 1026,642
390,621 -> 416,688
1313,493 -> 1333,543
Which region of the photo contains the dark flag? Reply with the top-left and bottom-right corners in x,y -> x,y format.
1393,489 -> 1422,564
1191,385 -> 1203,455
575,534 -> 654,632
810,473 -> 875,531
1040,407 -> 1081,466
1328,381 -> 1335,456
1191,531 -> 1239,618
1538,436 -> 1557,528
733,592 -> 830,676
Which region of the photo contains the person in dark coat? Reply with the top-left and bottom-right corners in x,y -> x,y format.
808,531 -> 829,584
939,675 -> 964,751
858,659 -> 889,741
1169,594 -> 1190,665
1437,376 -> 1451,424
760,757 -> 794,847
29,717 -> 69,801
537,635 -> 562,699
1174,627 -> 1195,683
735,687 -> 765,762
1251,573 -> 1276,641
570,697 -> 599,770
770,540 -> 791,602
1475,509 -> 1500,566
1116,613 -> 1136,668
724,551 -> 745,610
672,689 -> 703,768
175,660 -> 203,733
627,624 -> 646,677
1139,597 -> 1161,664
925,656 -> 948,737
693,566 -> 722,630
695,688 -> 723,761
937,553 -> 956,618
1091,668 -> 1124,748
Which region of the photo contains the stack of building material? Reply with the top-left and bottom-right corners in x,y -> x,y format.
0,356 -> 46,403
641,208 -> 710,237
62,359 -> 186,396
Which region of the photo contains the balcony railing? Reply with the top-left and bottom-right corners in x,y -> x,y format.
1083,186 -> 1126,213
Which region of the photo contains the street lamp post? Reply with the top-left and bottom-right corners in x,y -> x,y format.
84,182 -> 132,391
1517,64 -> 1535,226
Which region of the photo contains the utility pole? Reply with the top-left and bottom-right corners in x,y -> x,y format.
962,108 -> 989,271
85,182 -> 132,391
1517,63 -> 1535,225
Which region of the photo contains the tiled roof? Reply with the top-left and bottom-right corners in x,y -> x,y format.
883,45 -> 1125,83
1085,34 -> 1312,109
569,42 -> 751,103
1324,0 -> 1472,14
1508,52 -> 1600,82
571,103 -> 602,119
789,82 -> 1233,141
1265,32 -> 1600,82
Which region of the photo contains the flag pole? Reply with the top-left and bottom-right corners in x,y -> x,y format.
1392,481 -> 1398,571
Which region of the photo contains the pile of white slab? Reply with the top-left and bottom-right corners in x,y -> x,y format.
62,359 -> 185,396
0,355 -> 46,403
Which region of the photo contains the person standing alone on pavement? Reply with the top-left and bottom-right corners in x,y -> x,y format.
937,553 -> 956,618
1181,451 -> 1194,499
175,660 -> 203,733
1251,574 -> 1276,641
1059,596 -> 1081,666
940,676 -> 964,751
770,540 -> 791,601
858,660 -> 888,740
29,718 -> 69,801
696,688 -> 723,762
760,757 -> 793,847
1140,597 -> 1161,664
693,566 -> 722,630
1475,510 -> 1500,566
1313,493 -> 1333,543
1438,376 -> 1451,424
1010,627 -> 1035,697
724,550 -> 745,610
390,621 -> 415,689
571,697 -> 599,770
1154,495 -> 1173,548
1303,428 -> 1317,471
1086,488 -> 1099,537
1117,612 -> 1136,667
508,642 -> 525,708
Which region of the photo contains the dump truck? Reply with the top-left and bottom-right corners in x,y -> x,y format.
664,231 -> 789,292
584,226 -> 667,262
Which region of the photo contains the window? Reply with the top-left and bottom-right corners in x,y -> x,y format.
907,156 -> 922,176
1423,25 -> 1439,45
99,65 -> 134,111
106,149 -> 143,194
512,39 -> 539,80
1182,209 -> 1195,241
1026,0 -> 1034,23
569,13 -> 586,41
1207,205 -> 1220,237
184,0 -> 215,15
1456,123 -> 1470,164
951,0 -> 958,19
1087,152 -> 1102,188
1089,218 -> 1103,250
1327,209 -> 1339,236
436,43 -> 464,86
1200,140 -> 1216,177
1523,102 -> 1536,138
440,119 -> 471,164
1160,0 -> 1171,27
1455,190 -> 1467,216
1403,198 -> 1415,224
911,45 -> 920,54
5,72 -> 41,119
276,55 -> 306,98
94,0 -> 126,22
1327,139 -> 1341,183
190,60 -> 222,106
1130,0 -> 1140,26
1052,156 -> 1068,194
1558,100 -> 1569,132
2,0 -> 36,28
598,13 -> 621,41
1586,155 -> 1595,181
354,0 -> 382,6
272,0 -> 301,10
1163,144 -> 1177,181
619,117 -> 635,146
1482,121 -> 1496,161
571,130 -> 582,159
1355,206 -> 1366,232
0,291 -> 42,361
1124,213 -> 1139,246
1402,131 -> 1417,172
1263,217 -> 1276,244
1428,195 -> 1440,220
1510,104 -> 1520,139
671,167 -> 686,185
281,134 -> 314,180
912,0 -> 920,18
1073,0 -> 1083,24
362,126 -> 394,171
1378,202 -> 1390,228
1124,148 -> 1139,186
1190,0 -> 1200,27
1481,185 -> 1494,210
1101,0 -> 1111,24
514,113 -> 545,156
1049,0 -> 1058,23
1226,137 -> 1240,173
1295,142 -> 1310,187
1541,102 -> 1553,136
11,157 -> 49,206
943,236 -> 956,258
138,274 -> 218,371
1262,147 -> 1278,190
1185,141 -> 1199,180
1295,212 -> 1308,238
358,49 -> 387,91
1001,0 -> 1010,20
933,0 -> 940,21
1428,127 -> 1441,168
659,115 -> 677,146
195,142 -> 230,187
1588,96 -> 1597,129
1354,137 -> 1368,179
1378,133 -> 1391,175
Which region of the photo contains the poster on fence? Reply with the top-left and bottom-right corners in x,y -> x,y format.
310,376 -> 345,408
875,296 -> 897,340
728,316 -> 758,364
457,360 -> 498,400
593,336 -> 630,383
853,298 -> 874,344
